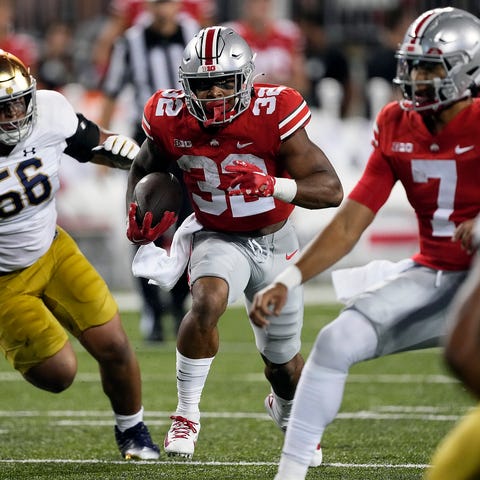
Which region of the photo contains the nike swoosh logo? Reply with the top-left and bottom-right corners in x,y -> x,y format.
455,144 -> 474,154
237,141 -> 253,149
285,249 -> 298,260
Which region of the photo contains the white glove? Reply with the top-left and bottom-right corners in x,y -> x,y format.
100,135 -> 139,159
92,135 -> 140,169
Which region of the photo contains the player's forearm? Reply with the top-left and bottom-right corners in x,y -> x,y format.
126,165 -> 143,207
292,170 -> 343,209
126,152 -> 166,212
295,200 -> 373,284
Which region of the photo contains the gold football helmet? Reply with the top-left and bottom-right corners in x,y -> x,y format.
0,50 -> 36,145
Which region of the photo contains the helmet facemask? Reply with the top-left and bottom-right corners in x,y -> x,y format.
179,26 -> 255,127
181,67 -> 254,126
0,87 -> 36,145
0,51 -> 36,145
394,56 -> 455,112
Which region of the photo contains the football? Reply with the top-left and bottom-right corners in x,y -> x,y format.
133,172 -> 183,226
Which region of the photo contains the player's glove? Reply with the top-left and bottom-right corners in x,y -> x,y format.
126,202 -> 177,245
92,135 -> 140,170
225,160 -> 275,197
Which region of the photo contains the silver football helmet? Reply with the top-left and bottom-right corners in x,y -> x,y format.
394,7 -> 480,113
179,26 -> 255,126
0,50 -> 36,145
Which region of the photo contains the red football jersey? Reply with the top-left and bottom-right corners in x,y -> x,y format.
142,84 -> 310,232
349,99 -> 480,271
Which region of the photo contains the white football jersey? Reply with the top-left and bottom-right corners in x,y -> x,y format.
0,90 -> 78,271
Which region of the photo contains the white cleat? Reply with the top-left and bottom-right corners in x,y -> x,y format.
310,443 -> 323,467
164,415 -> 200,459
264,393 -> 288,432
265,393 -> 323,467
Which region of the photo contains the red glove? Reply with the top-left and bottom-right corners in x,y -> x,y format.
126,202 -> 177,245
225,160 -> 276,197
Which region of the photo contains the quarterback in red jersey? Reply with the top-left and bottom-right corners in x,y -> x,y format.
250,7 -> 480,479
126,25 -> 343,460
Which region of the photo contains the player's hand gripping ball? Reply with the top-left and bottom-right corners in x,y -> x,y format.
127,172 -> 182,245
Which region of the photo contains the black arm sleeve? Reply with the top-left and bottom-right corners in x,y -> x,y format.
64,113 -> 100,163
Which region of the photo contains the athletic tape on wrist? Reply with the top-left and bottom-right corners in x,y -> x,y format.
273,264 -> 302,291
273,177 -> 297,203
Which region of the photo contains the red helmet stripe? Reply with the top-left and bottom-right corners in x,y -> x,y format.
201,27 -> 221,66
409,10 -> 441,47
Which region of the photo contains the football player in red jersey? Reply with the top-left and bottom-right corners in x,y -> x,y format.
248,7 -> 480,479
126,25 -> 343,460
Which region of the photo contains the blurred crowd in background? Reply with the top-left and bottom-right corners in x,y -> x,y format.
2,0 -> 476,293
7,0 -> 478,118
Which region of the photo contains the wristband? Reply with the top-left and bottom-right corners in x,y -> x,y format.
273,264 -> 302,291
273,177 -> 297,203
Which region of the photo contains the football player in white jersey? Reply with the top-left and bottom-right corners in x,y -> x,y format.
126,26 -> 343,461
0,50 -> 159,460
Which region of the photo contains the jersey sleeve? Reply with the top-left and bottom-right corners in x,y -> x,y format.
142,89 -> 185,141
274,86 -> 311,141
348,110 -> 397,213
141,93 -> 158,140
36,90 -> 79,141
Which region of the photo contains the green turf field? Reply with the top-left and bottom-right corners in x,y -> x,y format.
0,303 -> 475,479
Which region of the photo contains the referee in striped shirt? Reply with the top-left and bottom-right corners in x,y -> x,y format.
99,0 -> 200,342
100,0 -> 199,145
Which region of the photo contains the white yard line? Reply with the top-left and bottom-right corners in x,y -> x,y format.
0,407 -> 469,423
0,371 -> 458,383
0,458 -> 429,468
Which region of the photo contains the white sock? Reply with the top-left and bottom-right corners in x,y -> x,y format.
175,349 -> 215,422
283,363 -> 347,465
115,406 -> 144,432
276,455 -> 309,480
278,310 -> 378,469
